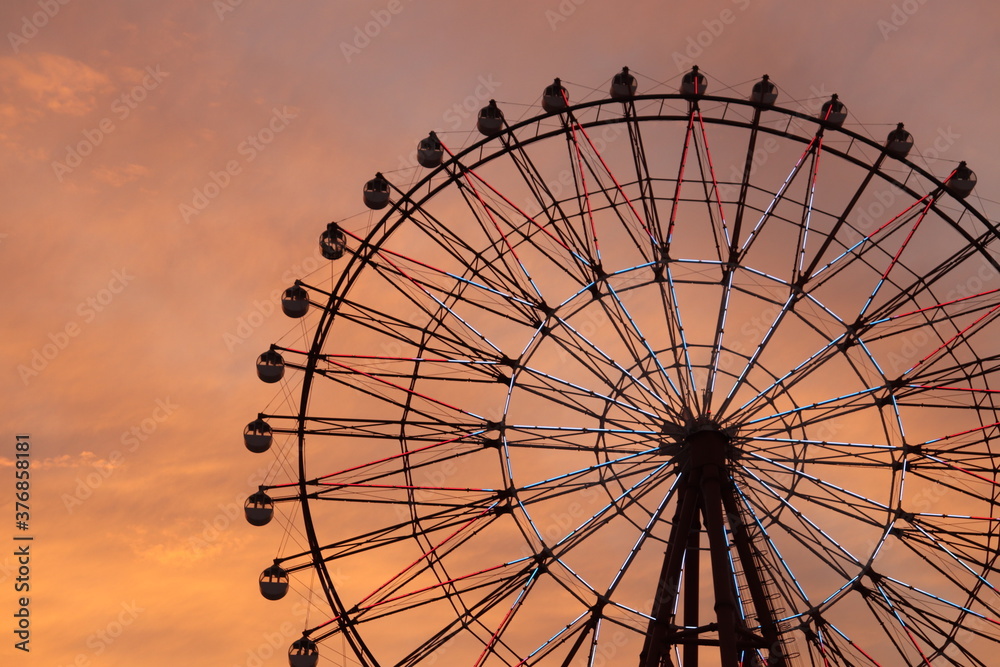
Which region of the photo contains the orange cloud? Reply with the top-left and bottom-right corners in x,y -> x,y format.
92,163 -> 150,187
0,52 -> 112,118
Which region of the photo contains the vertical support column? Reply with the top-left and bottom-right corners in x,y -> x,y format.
641,470 -> 699,667
721,485 -> 787,666
643,427 -> 772,667
683,517 -> 701,667
690,430 -> 740,667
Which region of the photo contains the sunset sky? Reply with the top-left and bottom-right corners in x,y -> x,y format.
4,1 -> 1000,665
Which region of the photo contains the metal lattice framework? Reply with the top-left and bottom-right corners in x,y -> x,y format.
246,69 -> 1000,666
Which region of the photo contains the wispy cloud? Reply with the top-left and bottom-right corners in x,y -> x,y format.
0,53 -> 112,117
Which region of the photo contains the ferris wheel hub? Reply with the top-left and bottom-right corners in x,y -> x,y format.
658,416 -> 740,467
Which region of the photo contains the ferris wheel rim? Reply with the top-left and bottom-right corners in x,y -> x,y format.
256,76 -> 1000,666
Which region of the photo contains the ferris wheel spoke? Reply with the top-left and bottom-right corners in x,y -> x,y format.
738,452 -> 892,528
746,436 -> 897,467
560,112 -> 616,265
897,432 -> 1000,486
603,474 -> 680,596
896,303 -> 1000,380
798,150 -> 890,285
372,242 -> 545,322
658,264 -> 700,403
529,309 -> 677,414
442,138 -> 598,276
593,281 -> 686,407
888,517 -> 1000,603
736,467 -> 868,581
298,416 -> 481,441
369,224 -> 544,330
904,515 -> 1000,573
789,136 -> 822,287
584,286 -> 658,366
348,518 -> 523,620
737,385 -> 883,437
496,136 -> 603,277
366,209 -> 543,315
310,487 -> 490,519
313,481 -> 494,507
661,108 -> 701,254
355,222 -> 535,313
726,105 -> 765,257
334,260 -> 518,365
852,595 -> 929,666
503,424 -> 658,456
309,502 -> 498,562
563,112 -> 663,261
314,354 -> 501,386
513,609 -> 598,666
806,190 -> 935,290
872,576 -> 959,665
622,103 -> 667,246
716,287 -> 856,422
894,353 -> 1000,397
859,296 -> 1000,370
879,578 -> 1000,651
809,615 -> 895,666
737,134 -> 819,260
525,459 -> 664,509
900,402 -> 1000,454
305,357 -> 486,422
688,109 -> 732,260
513,466 -> 678,618
854,241 -> 992,331
470,569 -> 543,666
570,282 -> 687,410
854,199 -> 938,321
356,563 -> 537,660
513,467 -> 620,509
400,197 -> 558,321
731,484 -> 813,607
717,291 -> 798,414
443,163 -> 558,303
512,362 -> 662,424
329,296 -> 502,368
703,266 -> 736,412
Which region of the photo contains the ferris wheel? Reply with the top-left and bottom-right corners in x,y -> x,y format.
244,66 -> 1000,666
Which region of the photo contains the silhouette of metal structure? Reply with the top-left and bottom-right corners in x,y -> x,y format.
246,67 -> 1000,666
